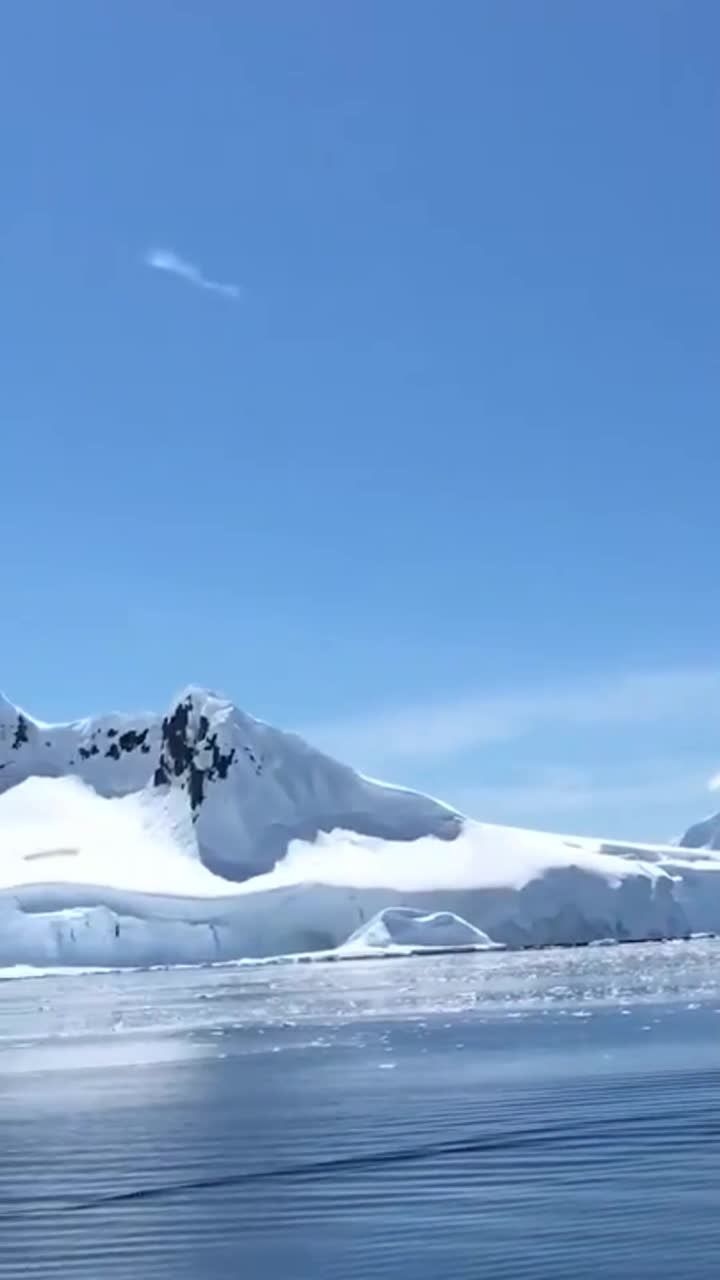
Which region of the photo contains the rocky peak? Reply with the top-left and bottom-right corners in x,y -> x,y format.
152,690 -> 242,813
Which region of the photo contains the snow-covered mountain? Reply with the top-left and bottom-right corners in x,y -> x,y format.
679,810 -> 720,852
2,686 -> 720,970
0,688 -> 460,880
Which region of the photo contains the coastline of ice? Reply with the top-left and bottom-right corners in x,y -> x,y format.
0,777 -> 709,970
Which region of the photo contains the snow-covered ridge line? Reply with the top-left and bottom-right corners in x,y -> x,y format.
2,685 -> 720,969
0,688 -> 460,881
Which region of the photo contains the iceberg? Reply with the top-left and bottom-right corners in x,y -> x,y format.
1,687 -> 720,969
339,907 -> 501,954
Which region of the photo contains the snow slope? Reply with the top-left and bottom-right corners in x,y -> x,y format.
679,810 -> 720,852
1,687 -> 720,969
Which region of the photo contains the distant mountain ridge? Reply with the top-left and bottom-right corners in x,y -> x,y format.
679,809 -> 720,852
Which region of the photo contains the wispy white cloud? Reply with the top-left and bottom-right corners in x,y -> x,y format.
307,667 -> 720,766
452,766 -> 709,826
144,247 -> 240,300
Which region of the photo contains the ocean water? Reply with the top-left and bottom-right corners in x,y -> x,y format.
2,940 -> 720,1279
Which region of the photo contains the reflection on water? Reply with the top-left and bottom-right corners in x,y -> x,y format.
2,941 -> 720,1278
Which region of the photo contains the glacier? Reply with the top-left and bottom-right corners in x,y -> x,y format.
2,686 -> 720,969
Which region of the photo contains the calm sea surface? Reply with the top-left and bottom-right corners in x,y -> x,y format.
2,940 -> 720,1279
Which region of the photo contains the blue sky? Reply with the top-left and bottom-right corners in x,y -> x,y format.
2,2 -> 719,840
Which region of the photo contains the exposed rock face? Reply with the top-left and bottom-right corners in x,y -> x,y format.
153,696 -> 238,810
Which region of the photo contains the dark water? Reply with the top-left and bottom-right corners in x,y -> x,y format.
2,940 -> 720,1279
